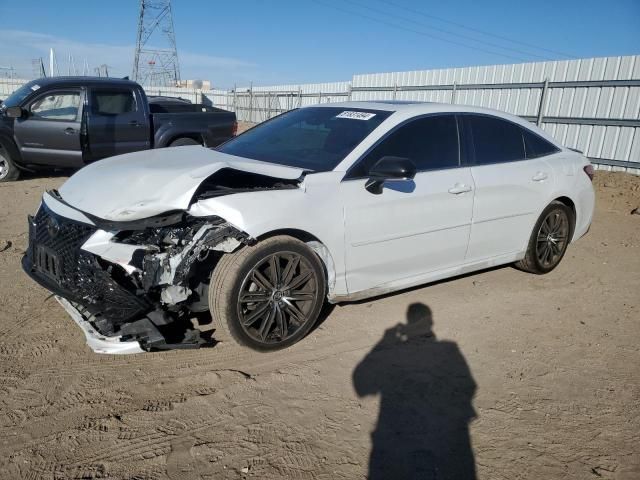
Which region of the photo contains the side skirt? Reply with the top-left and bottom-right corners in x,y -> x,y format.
329,250 -> 525,303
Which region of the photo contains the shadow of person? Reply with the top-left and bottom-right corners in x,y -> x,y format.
353,303 -> 477,479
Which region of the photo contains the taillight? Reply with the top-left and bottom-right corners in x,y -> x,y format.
232,121 -> 238,136
583,164 -> 595,181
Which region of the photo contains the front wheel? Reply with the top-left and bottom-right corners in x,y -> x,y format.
0,146 -> 20,182
209,236 -> 327,351
516,201 -> 574,274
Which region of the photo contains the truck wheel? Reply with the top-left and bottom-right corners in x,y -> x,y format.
169,137 -> 200,147
516,201 -> 574,274
0,144 -> 20,182
209,236 -> 327,351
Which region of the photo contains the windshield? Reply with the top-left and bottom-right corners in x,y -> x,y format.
0,82 -> 39,110
218,107 -> 392,171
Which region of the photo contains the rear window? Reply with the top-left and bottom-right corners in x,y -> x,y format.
523,128 -> 559,158
218,107 -> 391,171
466,115 -> 525,165
91,90 -> 137,115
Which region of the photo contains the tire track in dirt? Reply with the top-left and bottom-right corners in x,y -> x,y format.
3,172 -> 640,479
1,307 -> 382,465
7,364 -> 363,478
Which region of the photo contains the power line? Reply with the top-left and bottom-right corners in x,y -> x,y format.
312,0 -> 527,62
343,0 -> 556,61
376,0 -> 576,59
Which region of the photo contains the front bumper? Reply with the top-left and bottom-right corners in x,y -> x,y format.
22,254 -> 174,354
21,202 -> 208,354
56,296 -> 144,354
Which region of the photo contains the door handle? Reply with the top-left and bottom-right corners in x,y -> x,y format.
64,127 -> 77,135
129,120 -> 142,127
532,172 -> 548,182
448,183 -> 472,195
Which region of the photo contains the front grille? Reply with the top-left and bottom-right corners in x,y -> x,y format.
33,206 -> 96,283
27,204 -> 151,324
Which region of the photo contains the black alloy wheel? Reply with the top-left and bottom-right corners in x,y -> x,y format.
236,251 -> 320,345
209,235 -> 326,351
535,209 -> 570,269
516,201 -> 574,274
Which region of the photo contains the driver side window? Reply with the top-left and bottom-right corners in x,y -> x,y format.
30,91 -> 80,121
348,114 -> 460,178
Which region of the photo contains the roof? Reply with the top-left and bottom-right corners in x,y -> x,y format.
309,99 -> 530,121
307,100 -> 561,146
25,76 -> 138,88
309,101 -> 424,112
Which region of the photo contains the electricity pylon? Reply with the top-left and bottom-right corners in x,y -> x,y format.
132,0 -> 181,87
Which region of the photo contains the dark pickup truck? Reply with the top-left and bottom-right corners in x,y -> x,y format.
0,77 -> 237,181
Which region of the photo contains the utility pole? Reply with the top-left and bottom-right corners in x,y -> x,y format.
49,48 -> 58,77
32,58 -> 46,78
132,0 -> 181,87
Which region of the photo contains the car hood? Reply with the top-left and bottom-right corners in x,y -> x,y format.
59,146 -> 305,221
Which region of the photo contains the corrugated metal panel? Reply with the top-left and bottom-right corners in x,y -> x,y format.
3,56 -> 639,170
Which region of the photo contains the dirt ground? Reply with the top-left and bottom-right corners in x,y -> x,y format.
0,168 -> 639,480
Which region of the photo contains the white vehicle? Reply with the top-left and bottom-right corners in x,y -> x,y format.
23,101 -> 595,353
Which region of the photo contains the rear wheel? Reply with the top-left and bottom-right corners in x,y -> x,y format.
169,137 -> 200,147
209,236 -> 326,351
516,201 -> 573,274
0,145 -> 20,182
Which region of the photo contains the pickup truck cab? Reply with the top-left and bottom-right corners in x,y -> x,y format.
0,77 -> 237,181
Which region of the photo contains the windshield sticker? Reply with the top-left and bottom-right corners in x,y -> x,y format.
335,111 -> 376,120
30,85 -> 40,91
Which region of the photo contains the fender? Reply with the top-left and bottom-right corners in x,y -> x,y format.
188,171 -> 350,298
0,131 -> 25,169
154,123 -> 206,148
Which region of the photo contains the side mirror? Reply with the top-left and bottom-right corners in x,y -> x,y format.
5,106 -> 24,119
365,156 -> 416,194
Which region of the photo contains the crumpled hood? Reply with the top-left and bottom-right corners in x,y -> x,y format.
59,146 -> 304,221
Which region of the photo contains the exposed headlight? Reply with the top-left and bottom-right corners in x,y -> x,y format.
114,214 -> 224,250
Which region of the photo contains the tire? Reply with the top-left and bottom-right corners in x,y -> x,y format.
0,144 -> 20,182
209,235 -> 327,351
516,201 -> 574,274
169,137 -> 200,147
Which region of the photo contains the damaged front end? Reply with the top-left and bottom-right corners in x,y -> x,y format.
22,195 -> 253,353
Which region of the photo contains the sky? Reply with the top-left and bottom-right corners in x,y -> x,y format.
0,0 -> 638,89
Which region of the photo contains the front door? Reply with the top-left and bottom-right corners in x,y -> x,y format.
13,89 -> 83,167
341,114 -> 474,294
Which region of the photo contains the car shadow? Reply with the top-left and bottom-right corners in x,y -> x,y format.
353,303 -> 477,479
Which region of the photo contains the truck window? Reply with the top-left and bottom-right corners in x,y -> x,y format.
91,90 -> 137,115
30,92 -> 80,121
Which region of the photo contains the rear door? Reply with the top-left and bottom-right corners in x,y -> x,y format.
341,114 -> 475,294
462,114 -> 557,261
86,87 -> 150,160
13,89 -> 84,167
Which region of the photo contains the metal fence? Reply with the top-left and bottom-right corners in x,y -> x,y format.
348,78 -> 640,173
221,56 -> 640,174
2,55 -> 639,173
0,78 -> 27,98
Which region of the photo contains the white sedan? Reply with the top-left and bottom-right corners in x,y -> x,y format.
23,101 -> 595,353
